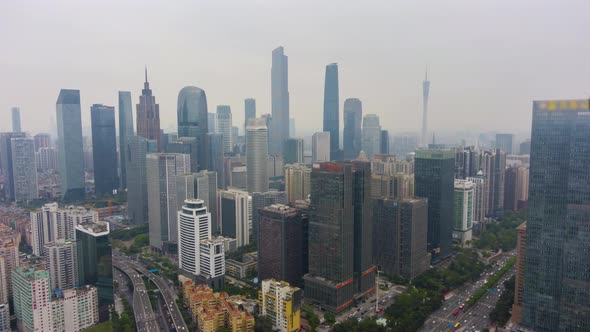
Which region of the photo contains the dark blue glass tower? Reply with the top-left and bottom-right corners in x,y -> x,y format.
323,63 -> 339,160
177,86 -> 208,170
343,98 -> 362,159
91,104 -> 118,196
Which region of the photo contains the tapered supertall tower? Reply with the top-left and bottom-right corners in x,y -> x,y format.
421,69 -> 430,147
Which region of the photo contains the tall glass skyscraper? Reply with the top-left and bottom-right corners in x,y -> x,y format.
206,133 -> 225,189
270,46 -> 289,155
56,89 -> 85,202
0,132 -> 26,200
323,63 -> 340,160
244,98 -> 256,135
11,107 -> 21,133
216,105 -> 232,154
246,118 -> 269,193
414,149 -> 455,261
522,99 -> 590,331
118,91 -> 134,189
136,68 -> 161,151
343,98 -> 362,159
91,104 -> 118,196
177,86 -> 208,170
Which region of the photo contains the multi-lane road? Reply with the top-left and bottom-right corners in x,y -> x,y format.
114,252 -> 189,332
113,261 -> 160,332
336,281 -> 407,323
419,255 -> 515,332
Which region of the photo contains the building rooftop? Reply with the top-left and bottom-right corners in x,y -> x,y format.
76,220 -> 109,236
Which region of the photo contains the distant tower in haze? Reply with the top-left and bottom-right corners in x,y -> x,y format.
246,118 -> 269,193
11,107 -> 21,133
216,105 -> 232,154
118,91 -> 134,189
244,98 -> 256,135
270,46 -> 289,155
91,104 -> 118,196
343,98 -> 362,159
421,69 -> 430,147
177,86 -> 209,170
136,67 -> 161,151
323,63 -> 340,160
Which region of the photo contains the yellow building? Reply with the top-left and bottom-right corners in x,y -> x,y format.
182,280 -> 254,332
258,279 -> 301,332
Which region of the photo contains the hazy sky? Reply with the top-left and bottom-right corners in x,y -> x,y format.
1,0 -> 589,139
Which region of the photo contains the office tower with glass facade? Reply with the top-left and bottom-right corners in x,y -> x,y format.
167,136 -> 199,172
244,98 -> 256,135
147,153 -> 191,252
415,149 -> 455,261
323,63 -> 340,160
76,221 -> 112,322
283,138 -> 304,165
56,89 -> 85,202
380,130 -> 390,155
311,132 -> 330,163
258,205 -> 304,287
0,132 -> 25,200
216,105 -> 232,154
206,133 -> 225,189
373,197 -> 430,279
118,91 -> 134,189
252,191 -> 288,243
90,104 -> 118,196
270,47 -> 290,155
217,188 -> 251,248
495,133 -> 513,154
10,137 -> 38,202
136,68 -> 161,151
421,71 -> 430,147
519,139 -> 531,155
246,118 -> 269,193
178,199 -> 211,276
343,98 -> 362,159
126,136 -> 155,225
362,114 -> 381,160
522,99 -> 590,331
178,86 -> 209,170
11,107 -> 21,132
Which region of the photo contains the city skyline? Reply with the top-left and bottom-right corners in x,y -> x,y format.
3,1 -> 589,137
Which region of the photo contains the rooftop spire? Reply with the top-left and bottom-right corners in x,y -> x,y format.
145,66 -> 148,82
425,66 -> 428,81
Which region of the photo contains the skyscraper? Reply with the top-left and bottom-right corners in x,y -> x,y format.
343,98 -> 362,159
178,86 -> 209,170
126,136 -> 154,225
136,68 -> 161,151
519,139 -> 531,155
206,133 -> 225,189
421,70 -> 430,147
146,153 -> 191,252
56,89 -> 85,202
380,130 -> 390,154
304,161 -> 375,313
118,91 -> 134,189
453,179 -> 474,245
311,132 -> 330,163
90,104 -> 118,196
252,191 -> 288,244
372,197 -> 430,279
12,267 -> 52,332
167,136 -> 199,172
11,107 -> 21,133
522,99 -> 590,331
217,188 -> 251,247
362,114 -> 381,159
244,98 -> 256,135
246,118 -> 269,193
323,63 -> 339,160
284,164 -> 311,204
0,132 -> 25,200
76,220 -> 112,322
283,138 -> 304,165
216,105 -> 232,154
33,133 -> 51,151
207,113 -> 217,134
10,137 -> 38,202
495,133 -> 513,154
178,199 -> 211,276
414,149 -> 455,261
270,47 -> 289,155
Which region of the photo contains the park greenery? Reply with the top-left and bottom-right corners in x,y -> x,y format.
301,303 -> 320,332
82,321 -> 112,332
254,315 -> 274,332
111,298 -> 135,332
220,283 -> 259,299
473,211 -> 526,252
110,224 -> 149,241
467,257 -> 516,306
331,318 -> 388,332
490,276 -> 516,326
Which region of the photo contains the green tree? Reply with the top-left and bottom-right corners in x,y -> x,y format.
255,315 -> 274,332
324,312 -> 336,325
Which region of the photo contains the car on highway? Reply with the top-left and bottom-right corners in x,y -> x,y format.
459,303 -> 465,309
453,309 -> 460,316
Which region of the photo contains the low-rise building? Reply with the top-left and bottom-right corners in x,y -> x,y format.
225,252 -> 257,279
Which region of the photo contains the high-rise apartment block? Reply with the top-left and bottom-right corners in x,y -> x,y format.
10,137 -> 38,202
90,104 -> 118,196
56,89 -> 85,202
259,279 -> 302,332
284,164 -> 311,204
414,149 -> 455,261
13,267 -> 53,332
136,69 -> 161,151
43,239 -> 78,291
311,132 -> 330,163
51,286 -> 99,331
372,197 -> 430,279
522,99 -> 590,331
246,118 -> 269,193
